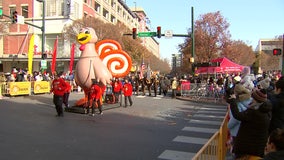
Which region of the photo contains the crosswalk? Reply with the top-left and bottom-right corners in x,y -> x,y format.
158,104 -> 228,160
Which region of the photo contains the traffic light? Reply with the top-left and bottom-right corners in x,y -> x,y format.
12,11 -> 17,23
273,48 -> 282,56
157,26 -> 161,38
132,28 -> 137,39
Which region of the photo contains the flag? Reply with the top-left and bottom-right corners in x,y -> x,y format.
139,59 -> 145,79
28,34 -> 34,75
69,43 -> 75,73
146,64 -> 151,80
51,36 -> 58,74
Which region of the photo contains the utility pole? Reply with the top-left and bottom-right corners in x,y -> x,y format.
191,6 -> 195,62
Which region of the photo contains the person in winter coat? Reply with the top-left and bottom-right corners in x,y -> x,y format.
50,72 -> 67,117
228,75 -> 252,154
89,79 -> 103,116
112,78 -> 123,103
63,81 -> 72,108
123,79 -> 133,107
227,88 -> 272,159
171,77 -> 178,98
269,77 -> 284,133
263,128 -> 284,160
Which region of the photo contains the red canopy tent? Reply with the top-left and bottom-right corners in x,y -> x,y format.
195,57 -> 246,74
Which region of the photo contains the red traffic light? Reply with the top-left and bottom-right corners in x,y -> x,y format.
273,48 -> 282,56
157,26 -> 161,38
12,11 -> 18,23
132,28 -> 137,39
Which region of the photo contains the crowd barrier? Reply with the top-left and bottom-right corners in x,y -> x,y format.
1,81 -> 52,96
192,110 -> 229,160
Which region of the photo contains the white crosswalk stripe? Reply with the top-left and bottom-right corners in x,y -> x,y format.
158,103 -> 227,160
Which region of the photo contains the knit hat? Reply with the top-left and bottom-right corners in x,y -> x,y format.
234,76 -> 241,82
251,89 -> 267,102
257,77 -> 270,89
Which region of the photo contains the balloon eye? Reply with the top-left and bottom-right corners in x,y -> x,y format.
85,30 -> 90,34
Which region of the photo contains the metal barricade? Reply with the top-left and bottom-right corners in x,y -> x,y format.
192,111 -> 229,160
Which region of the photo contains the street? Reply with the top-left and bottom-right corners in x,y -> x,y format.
0,92 -> 227,160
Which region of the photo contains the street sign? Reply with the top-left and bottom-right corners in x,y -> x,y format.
41,60 -> 47,69
138,32 -> 157,37
164,30 -> 173,38
0,9 -> 3,16
17,15 -> 25,24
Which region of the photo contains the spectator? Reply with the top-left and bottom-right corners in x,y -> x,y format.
50,72 -> 67,117
227,88 -> 272,159
269,77 -> 284,133
123,79 -> 133,107
171,77 -> 178,98
263,128 -> 284,160
227,75 -> 252,156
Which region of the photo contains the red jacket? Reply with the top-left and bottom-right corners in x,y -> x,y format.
90,84 -> 102,100
123,83 -> 133,96
112,81 -> 122,93
65,81 -> 72,93
51,78 -> 67,96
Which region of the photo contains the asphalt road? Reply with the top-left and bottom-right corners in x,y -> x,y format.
0,92 -> 228,160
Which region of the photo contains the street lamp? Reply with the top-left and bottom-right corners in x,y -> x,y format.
36,0 -> 46,59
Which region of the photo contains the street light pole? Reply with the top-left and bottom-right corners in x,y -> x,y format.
42,0 -> 45,58
35,0 -> 46,59
191,6 -> 195,62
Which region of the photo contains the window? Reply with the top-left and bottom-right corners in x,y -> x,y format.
111,15 -> 116,23
21,6 -> 28,18
46,0 -> 64,16
9,6 -> 16,16
103,8 -> 108,19
95,2 -> 101,13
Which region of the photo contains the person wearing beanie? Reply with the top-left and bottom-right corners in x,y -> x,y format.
228,75 -> 252,156
269,77 -> 284,133
227,88 -> 272,159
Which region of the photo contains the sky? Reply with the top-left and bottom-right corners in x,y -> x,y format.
125,0 -> 284,60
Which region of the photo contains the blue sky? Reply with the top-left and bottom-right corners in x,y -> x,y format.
126,0 -> 284,60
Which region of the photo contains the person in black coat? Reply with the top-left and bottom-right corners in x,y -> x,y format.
227,88 -> 272,159
269,77 -> 284,133
263,128 -> 284,160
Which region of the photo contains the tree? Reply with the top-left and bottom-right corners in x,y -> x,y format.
222,40 -> 255,66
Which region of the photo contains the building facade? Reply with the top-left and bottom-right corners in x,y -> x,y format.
0,0 -> 159,73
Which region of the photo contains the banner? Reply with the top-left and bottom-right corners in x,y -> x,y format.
33,81 -> 50,94
28,34 -> 35,75
69,43 -> 75,73
51,36 -> 58,74
9,82 -> 31,96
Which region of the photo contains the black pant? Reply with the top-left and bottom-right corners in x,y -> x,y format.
114,92 -> 120,103
92,99 -> 102,114
53,95 -> 63,116
63,92 -> 70,107
124,96 -> 133,107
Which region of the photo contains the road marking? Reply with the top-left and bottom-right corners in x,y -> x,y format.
193,114 -> 225,119
158,150 -> 196,160
182,126 -> 218,134
173,136 -> 208,145
189,119 -> 221,125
